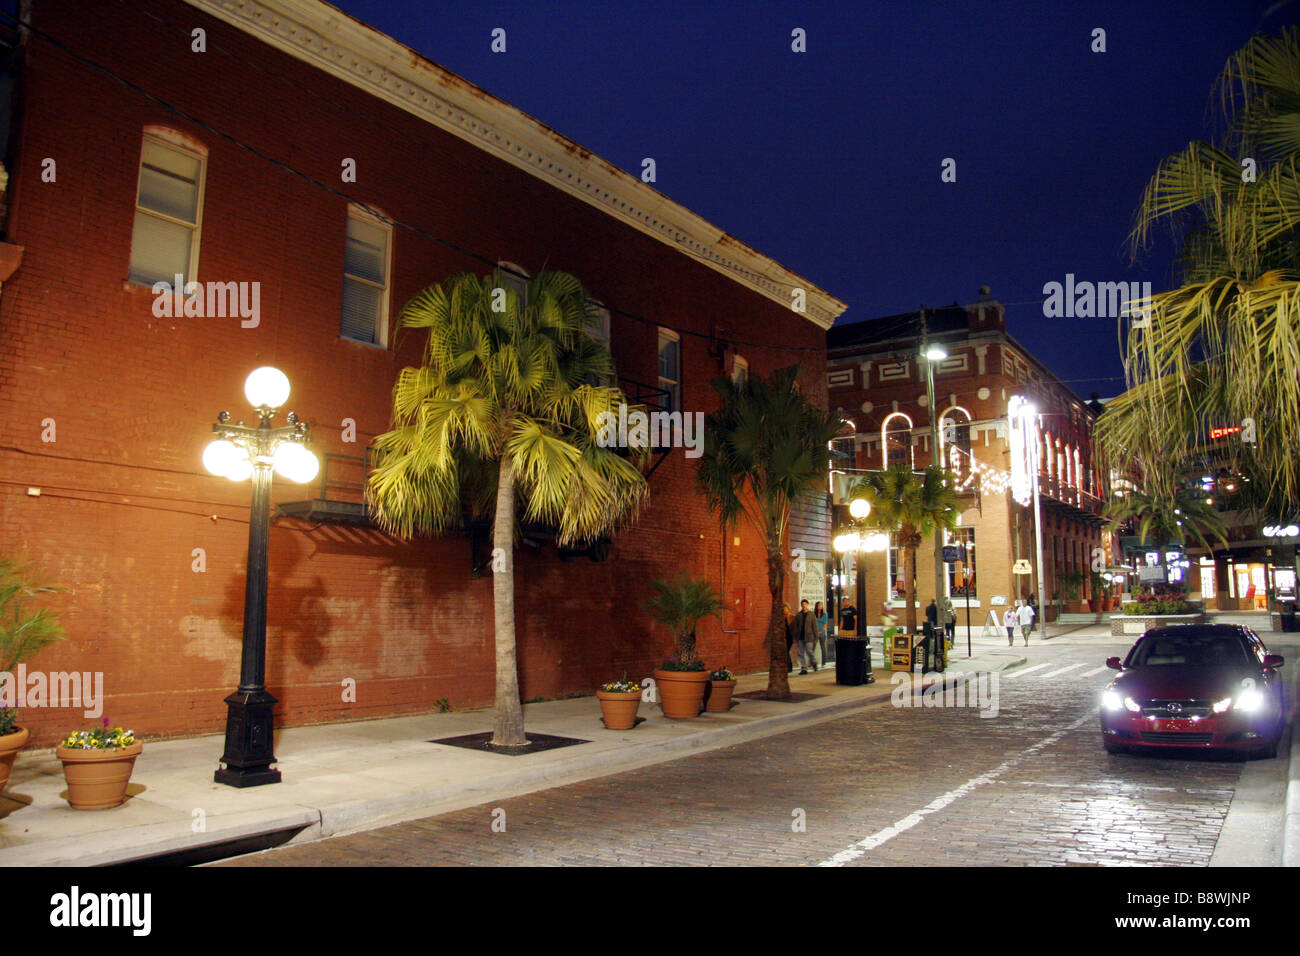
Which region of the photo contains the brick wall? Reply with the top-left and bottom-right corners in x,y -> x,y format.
0,0 -> 829,744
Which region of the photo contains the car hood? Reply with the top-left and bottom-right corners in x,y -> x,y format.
1110,666 -> 1255,700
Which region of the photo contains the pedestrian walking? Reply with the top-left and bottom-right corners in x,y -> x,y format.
793,599 -> 818,674
1017,599 -> 1035,646
925,598 -> 938,629
1002,604 -> 1018,645
939,595 -> 956,643
814,601 -> 829,665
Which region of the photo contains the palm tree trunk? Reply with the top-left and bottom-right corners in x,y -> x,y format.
765,545 -> 791,699
490,456 -> 526,748
904,546 -> 918,636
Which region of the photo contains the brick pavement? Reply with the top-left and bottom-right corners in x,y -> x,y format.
216,642 -> 1249,866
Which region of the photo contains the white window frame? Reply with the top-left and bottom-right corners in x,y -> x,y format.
881,411 -> 914,469
129,127 -> 207,288
658,327 -> 681,412
497,260 -> 530,313
730,353 -> 748,386
341,205 -> 394,347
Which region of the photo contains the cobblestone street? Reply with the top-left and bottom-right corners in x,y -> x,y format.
217,634 -> 1296,867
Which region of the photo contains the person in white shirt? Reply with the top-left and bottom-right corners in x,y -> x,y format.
1016,599 -> 1035,646
1002,605 -> 1018,646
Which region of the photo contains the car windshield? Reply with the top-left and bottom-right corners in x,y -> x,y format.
1128,633 -> 1253,668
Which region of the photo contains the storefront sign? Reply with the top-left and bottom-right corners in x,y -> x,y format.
1263,524 -> 1300,538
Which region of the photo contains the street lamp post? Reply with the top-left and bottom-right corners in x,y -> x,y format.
920,311 -> 947,670
203,367 -> 319,788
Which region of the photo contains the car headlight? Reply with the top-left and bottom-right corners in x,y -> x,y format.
1124,696 -> 1141,713
1234,688 -> 1265,713
1102,690 -> 1123,712
1212,697 -> 1232,714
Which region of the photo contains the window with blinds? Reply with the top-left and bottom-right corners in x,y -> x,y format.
341,209 -> 391,345
657,328 -> 680,412
129,133 -> 205,288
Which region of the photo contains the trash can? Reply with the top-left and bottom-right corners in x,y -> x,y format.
835,637 -> 868,686
1282,607 -> 1297,633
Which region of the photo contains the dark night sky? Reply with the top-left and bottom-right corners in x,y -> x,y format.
329,0 -> 1295,401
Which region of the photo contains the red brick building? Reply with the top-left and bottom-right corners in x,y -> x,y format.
825,292 -> 1109,630
0,0 -> 844,744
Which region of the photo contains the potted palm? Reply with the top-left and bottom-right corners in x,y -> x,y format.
596,676 -> 643,730
0,559 -> 67,792
647,574 -> 724,719
705,666 -> 737,712
57,721 -> 142,810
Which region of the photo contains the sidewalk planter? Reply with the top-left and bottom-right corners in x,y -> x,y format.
57,730 -> 143,810
597,690 -> 643,730
0,726 -> 29,792
654,669 -> 709,718
704,679 -> 737,713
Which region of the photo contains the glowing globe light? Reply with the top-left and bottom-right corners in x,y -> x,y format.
225,457 -> 254,482
849,498 -> 870,519
272,441 -> 320,484
833,533 -> 861,553
244,366 -> 291,409
203,439 -> 241,477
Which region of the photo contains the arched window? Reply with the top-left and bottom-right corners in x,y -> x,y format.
937,406 -> 972,455
830,419 -> 857,471
881,412 -> 913,469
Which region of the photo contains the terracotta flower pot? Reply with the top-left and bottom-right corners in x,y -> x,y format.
654,669 -> 710,719
597,690 -> 642,730
705,679 -> 737,713
0,727 -> 29,792
57,741 -> 143,810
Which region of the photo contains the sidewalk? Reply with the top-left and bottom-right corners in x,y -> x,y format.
0,652 -> 1020,866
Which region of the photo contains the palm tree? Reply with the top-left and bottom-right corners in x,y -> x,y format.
1097,26 -> 1300,513
696,366 -> 840,700
1104,485 -> 1229,558
366,269 -> 648,748
0,559 -> 65,674
849,465 -> 960,637
645,575 -> 725,666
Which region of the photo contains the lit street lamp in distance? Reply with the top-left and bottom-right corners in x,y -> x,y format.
203,366 -> 319,787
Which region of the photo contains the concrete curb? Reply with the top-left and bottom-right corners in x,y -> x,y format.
4,680 -> 901,866
1282,703 -> 1300,867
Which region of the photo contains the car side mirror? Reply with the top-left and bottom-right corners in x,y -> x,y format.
1106,657 -> 1123,670
1264,654 -> 1284,668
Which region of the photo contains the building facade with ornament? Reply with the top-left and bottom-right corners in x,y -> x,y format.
825,292 -> 1112,633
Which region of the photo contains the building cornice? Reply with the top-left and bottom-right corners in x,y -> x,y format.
184,0 -> 846,329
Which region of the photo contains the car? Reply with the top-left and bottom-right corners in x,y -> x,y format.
1100,624 -> 1286,759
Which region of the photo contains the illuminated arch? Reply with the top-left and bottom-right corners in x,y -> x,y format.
881,412 -> 913,469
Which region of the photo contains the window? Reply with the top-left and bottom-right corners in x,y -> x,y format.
881,412 -> 913,469
730,354 -> 748,386
657,328 -> 680,412
583,299 -> 614,386
341,208 -> 392,345
948,527 -> 976,598
497,261 -> 529,313
129,130 -> 206,288
888,535 -> 904,599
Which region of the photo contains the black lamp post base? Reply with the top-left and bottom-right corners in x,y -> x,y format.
214,764 -> 282,788
215,688 -> 281,788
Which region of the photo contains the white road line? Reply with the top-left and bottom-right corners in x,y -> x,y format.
1000,662 -> 1054,680
1080,665 -> 1112,678
1035,663 -> 1087,680
818,712 -> 1096,867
